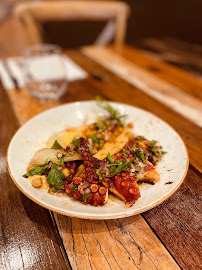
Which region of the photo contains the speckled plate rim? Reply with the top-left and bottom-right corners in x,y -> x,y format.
7,101 -> 189,220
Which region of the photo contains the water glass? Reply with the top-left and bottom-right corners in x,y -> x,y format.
23,44 -> 68,101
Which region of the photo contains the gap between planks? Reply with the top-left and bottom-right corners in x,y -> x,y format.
5,89 -> 180,270
82,46 -> 202,128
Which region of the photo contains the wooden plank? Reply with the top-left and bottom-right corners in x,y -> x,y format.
0,82 -> 71,270
55,215 -> 179,270
68,50 -> 202,173
3,49 -> 200,270
135,37 -> 202,79
4,58 -> 181,269
82,46 -> 202,127
109,44 -> 202,100
143,166 -> 202,270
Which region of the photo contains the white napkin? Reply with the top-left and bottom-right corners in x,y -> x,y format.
0,55 -> 88,90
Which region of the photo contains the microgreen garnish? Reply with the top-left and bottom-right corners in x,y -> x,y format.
95,96 -> 127,127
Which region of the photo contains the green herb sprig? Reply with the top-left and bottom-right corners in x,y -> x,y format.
95,96 -> 127,127
47,163 -> 66,190
23,164 -> 47,178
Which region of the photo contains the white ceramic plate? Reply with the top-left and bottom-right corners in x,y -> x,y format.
7,101 -> 189,219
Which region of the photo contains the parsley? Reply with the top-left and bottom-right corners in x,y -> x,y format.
88,134 -> 100,145
47,163 -> 66,190
95,121 -> 107,131
71,185 -> 78,192
151,147 -> 158,153
68,149 -> 75,154
71,138 -> 80,149
123,152 -> 127,157
51,140 -> 63,149
136,136 -> 146,140
134,149 -> 147,164
99,143 -> 104,149
60,154 -> 66,167
109,159 -> 127,177
148,140 -> 157,147
106,152 -> 114,163
23,164 -> 47,178
97,169 -> 106,180
82,193 -> 91,200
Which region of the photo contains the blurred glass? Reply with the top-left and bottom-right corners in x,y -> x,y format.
23,44 -> 68,101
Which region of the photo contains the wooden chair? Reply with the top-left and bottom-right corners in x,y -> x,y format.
13,1 -> 130,47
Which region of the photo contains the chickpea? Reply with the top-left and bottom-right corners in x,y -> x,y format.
31,177 -> 42,188
127,123 -> 133,128
118,127 -> 123,132
62,168 -> 70,177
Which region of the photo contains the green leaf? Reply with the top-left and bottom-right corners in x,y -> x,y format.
136,136 -> 146,140
71,185 -> 78,192
82,193 -> 91,200
51,140 -> 63,149
148,140 -> 157,147
71,138 -> 80,149
106,152 -> 114,163
97,169 -> 106,180
23,164 -> 47,178
134,149 -> 147,164
95,96 -> 127,126
108,160 -> 127,177
68,149 -> 75,154
60,154 -> 66,167
88,134 -> 100,145
95,121 -> 107,131
47,163 -> 66,189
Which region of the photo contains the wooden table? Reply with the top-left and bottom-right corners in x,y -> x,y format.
0,45 -> 201,270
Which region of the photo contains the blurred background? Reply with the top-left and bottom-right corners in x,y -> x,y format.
1,0 -> 202,77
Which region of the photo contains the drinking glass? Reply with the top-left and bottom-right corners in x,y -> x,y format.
23,44 -> 68,101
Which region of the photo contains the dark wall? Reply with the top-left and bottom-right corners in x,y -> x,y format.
126,0 -> 202,44
43,0 -> 202,48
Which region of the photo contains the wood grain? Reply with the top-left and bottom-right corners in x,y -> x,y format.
3,48 -> 201,270
110,45 -> 202,100
82,46 -> 202,127
143,166 -> 202,270
55,215 -> 179,270
0,82 -> 71,270
67,50 -> 202,173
